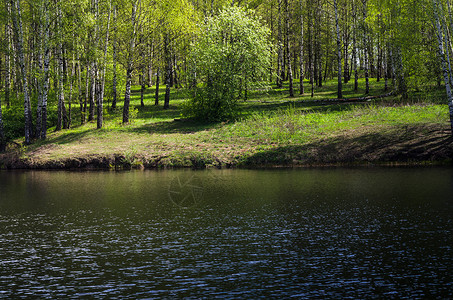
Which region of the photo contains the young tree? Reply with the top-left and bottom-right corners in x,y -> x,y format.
186,6 -> 272,121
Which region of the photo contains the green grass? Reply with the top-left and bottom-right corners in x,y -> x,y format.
2,78 -> 452,169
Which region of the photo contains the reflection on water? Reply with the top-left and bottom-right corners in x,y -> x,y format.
0,168 -> 452,298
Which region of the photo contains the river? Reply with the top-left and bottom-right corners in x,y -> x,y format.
0,168 -> 452,298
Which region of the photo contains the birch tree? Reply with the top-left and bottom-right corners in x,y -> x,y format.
285,0 -> 294,97
10,0 -> 32,144
299,0 -> 304,94
0,95 -> 5,151
36,0 -> 51,139
334,0 -> 343,98
432,0 -> 453,133
122,0 -> 140,124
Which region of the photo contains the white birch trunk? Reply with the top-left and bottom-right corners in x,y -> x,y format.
11,0 -> 32,144
112,5 -> 118,109
334,0 -> 342,98
0,99 -> 4,151
285,0 -> 294,97
4,4 -> 11,107
277,0 -> 283,88
98,1 -> 111,129
352,0 -> 358,92
433,0 -> 453,134
362,0 -> 369,95
123,0 -> 140,123
299,0 -> 304,95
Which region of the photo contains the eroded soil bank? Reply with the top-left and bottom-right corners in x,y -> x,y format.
1,123 -> 452,170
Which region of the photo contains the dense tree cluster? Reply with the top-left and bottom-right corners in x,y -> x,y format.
0,0 -> 453,149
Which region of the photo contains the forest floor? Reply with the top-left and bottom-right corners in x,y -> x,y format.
1,79 -> 453,169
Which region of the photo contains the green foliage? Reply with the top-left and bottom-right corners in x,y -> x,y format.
185,6 -> 272,122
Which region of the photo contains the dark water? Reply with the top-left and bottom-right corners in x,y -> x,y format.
0,168 -> 452,298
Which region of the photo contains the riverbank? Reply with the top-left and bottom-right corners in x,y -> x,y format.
1,100 -> 452,170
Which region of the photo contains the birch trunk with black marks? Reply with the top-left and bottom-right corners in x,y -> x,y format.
11,0 -> 32,144
277,0 -> 283,88
84,65 -> 89,123
433,0 -> 453,134
112,5 -> 118,109
343,1 -> 350,83
56,4 -> 67,131
164,34 -> 171,110
299,0 -> 304,95
352,0 -> 358,92
334,0 -> 342,98
285,0 -> 294,97
123,0 -> 140,124
98,2 -> 111,129
362,0 -> 369,94
0,99 -> 4,151
4,4 -> 11,107
140,70 -> 145,107
309,3 -> 314,97
155,67 -> 160,105
77,49 -> 84,125
56,43 -> 66,131
148,41 -> 153,87
37,0 -> 50,139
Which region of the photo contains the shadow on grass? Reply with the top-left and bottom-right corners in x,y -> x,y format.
33,128 -> 99,146
129,119 -> 219,135
241,125 -> 453,166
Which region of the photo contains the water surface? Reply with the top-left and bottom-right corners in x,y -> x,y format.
0,168 -> 452,298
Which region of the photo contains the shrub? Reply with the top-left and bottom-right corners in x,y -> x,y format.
185,6 -> 272,122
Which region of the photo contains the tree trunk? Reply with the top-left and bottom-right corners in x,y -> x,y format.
56,3 -> 67,131
0,98 -> 4,151
342,1 -> 349,83
384,44 -> 389,92
123,66 -> 133,123
362,0 -> 369,94
77,49 -> 84,125
40,34 -> 50,139
309,4 -> 314,97
433,0 -> 453,133
4,9 -> 11,107
123,0 -> 140,124
285,0 -> 294,97
112,4 -> 118,109
98,2 -> 111,129
140,71 -> 145,108
377,13 -> 382,82
148,41 -> 153,87
155,67 -> 160,105
277,0 -> 283,87
353,1 -> 358,92
299,0 -> 304,95
56,43 -> 66,131
84,65 -> 89,123
89,63 -> 96,122
11,0 -> 32,144
334,0 -> 342,98
395,46 -> 407,99
36,2 -> 46,139
164,35 -> 171,110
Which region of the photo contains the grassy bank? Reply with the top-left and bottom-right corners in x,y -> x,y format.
1,79 -> 453,169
